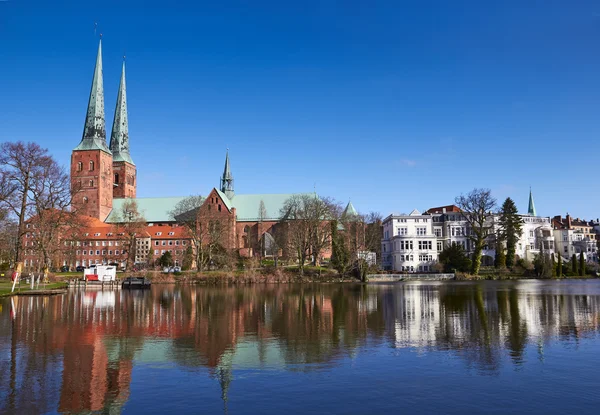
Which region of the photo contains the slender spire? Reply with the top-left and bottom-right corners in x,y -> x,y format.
342,200 -> 358,219
75,39 -> 110,154
220,149 -> 234,198
109,60 -> 134,165
528,187 -> 537,216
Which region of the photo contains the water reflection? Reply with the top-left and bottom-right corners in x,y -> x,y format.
1,281 -> 600,414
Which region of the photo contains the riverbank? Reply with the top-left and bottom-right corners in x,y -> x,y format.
0,282 -> 68,297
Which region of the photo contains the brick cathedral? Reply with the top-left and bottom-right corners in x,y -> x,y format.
48,39 -> 354,269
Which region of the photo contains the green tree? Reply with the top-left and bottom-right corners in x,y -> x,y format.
572,254 -> 578,275
498,198 -> 523,268
495,236 -> 506,268
330,220 -> 349,275
439,242 -> 472,273
182,245 -> 194,271
159,251 -> 174,268
455,188 -> 497,275
557,253 -> 563,278
579,252 -> 585,276
551,254 -> 557,278
533,247 -> 552,278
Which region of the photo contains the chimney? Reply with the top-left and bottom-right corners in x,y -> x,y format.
566,214 -> 572,228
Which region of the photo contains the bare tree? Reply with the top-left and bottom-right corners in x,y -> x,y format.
279,194 -> 338,275
114,200 -> 147,270
28,160 -> 82,277
455,188 -> 497,275
171,195 -> 207,271
0,208 -> 18,269
0,141 -> 83,277
0,142 -> 53,272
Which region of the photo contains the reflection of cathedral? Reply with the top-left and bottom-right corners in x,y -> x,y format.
3,282 -> 600,413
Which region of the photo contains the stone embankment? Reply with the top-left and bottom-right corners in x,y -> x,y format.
366,273 -> 455,282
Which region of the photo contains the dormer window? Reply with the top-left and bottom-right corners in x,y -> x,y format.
156,232 -> 162,236
84,233 -> 89,237
168,232 -> 174,236
94,233 -> 100,236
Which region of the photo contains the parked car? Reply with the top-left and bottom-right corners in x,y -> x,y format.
75,265 -> 85,272
60,265 -> 70,272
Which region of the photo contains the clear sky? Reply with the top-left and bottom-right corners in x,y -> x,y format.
0,1 -> 598,219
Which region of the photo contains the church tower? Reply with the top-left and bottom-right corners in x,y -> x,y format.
528,188 -> 537,216
71,39 -> 114,221
110,61 -> 136,198
220,150 -> 234,199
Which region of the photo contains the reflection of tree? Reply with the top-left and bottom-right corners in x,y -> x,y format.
4,282 -> 600,414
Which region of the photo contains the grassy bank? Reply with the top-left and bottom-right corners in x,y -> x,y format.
0,281 -> 68,297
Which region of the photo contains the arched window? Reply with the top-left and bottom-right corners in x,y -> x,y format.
77,162 -> 83,171
89,160 -> 94,171
83,196 -> 88,204
244,226 -> 249,233
114,173 -> 119,184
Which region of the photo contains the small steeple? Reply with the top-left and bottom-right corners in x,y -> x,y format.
528,187 -> 537,216
75,39 -> 110,154
342,200 -> 359,219
220,149 -> 234,198
109,60 -> 134,165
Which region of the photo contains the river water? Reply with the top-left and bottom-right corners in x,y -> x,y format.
1,281 -> 600,414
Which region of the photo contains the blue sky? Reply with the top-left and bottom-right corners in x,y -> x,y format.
0,1 -> 599,219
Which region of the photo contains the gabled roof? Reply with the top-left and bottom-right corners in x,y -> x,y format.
409,209 -> 421,216
105,192 -> 313,224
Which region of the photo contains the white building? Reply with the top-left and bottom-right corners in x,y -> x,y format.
552,214 -> 597,263
382,209 -> 438,272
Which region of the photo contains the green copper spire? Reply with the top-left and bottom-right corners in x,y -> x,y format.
74,39 -> 111,154
220,150 -> 234,198
342,200 -> 359,219
109,61 -> 135,165
528,187 -> 537,216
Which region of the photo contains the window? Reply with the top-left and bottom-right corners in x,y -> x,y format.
168,232 -> 174,236
182,241 -> 186,245
76,250 -> 80,255
89,160 -> 94,171
102,241 -> 106,246
168,241 -> 173,246
218,204 -> 222,212
530,230 -> 534,238
564,246 -> 568,253
102,250 -> 106,255
434,228 -> 442,237
109,250 -> 113,255
95,241 -> 100,246
155,241 -> 159,246
109,241 -> 113,246
398,227 -> 408,236
96,250 -> 100,255
83,196 -> 88,204
115,250 -> 120,255
175,241 -> 180,246
156,232 -> 162,236
162,241 -> 166,246
83,250 -> 87,255
77,162 -> 83,171
417,227 -> 426,236
437,242 -> 443,251
89,180 -> 94,187
95,233 -> 100,237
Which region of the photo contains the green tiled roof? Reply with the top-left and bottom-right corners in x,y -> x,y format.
106,196 -> 190,223
228,193 -> 311,221
106,191 -> 314,223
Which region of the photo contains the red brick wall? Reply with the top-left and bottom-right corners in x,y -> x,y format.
112,161 -> 136,199
71,150 -> 113,221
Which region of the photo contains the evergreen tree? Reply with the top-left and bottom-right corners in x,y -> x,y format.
159,251 -> 174,268
579,252 -> 585,276
439,242 -> 472,273
572,254 -> 578,275
557,254 -> 563,278
498,198 -> 523,268
330,220 -> 349,275
495,238 -> 506,268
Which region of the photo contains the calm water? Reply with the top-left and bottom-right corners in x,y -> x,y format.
1,281 -> 600,414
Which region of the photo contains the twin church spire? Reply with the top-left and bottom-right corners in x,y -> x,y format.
75,39 -> 134,165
